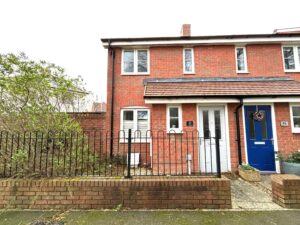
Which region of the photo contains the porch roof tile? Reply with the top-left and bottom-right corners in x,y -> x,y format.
144,76 -> 300,98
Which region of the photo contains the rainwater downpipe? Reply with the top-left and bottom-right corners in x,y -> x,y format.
235,98 -> 243,165
109,41 -> 115,158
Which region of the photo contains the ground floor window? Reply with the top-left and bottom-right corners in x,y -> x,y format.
290,105 -> 300,133
167,105 -> 182,133
121,108 -> 150,139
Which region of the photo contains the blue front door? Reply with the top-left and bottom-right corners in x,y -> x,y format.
244,105 -> 275,171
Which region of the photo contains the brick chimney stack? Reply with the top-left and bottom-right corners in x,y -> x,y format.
180,24 -> 191,37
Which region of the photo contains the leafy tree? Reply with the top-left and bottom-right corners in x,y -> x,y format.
0,52 -> 87,132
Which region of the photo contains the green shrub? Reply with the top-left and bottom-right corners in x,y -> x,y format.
285,150 -> 300,163
239,163 -> 257,171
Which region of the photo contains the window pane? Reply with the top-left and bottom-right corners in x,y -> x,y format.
185,49 -> 192,60
170,118 -> 179,129
169,107 -> 179,117
292,106 -> 300,117
137,50 -> 148,73
294,117 -> 300,128
260,111 -> 267,139
236,48 -> 245,71
184,49 -> 193,72
123,51 -> 134,72
185,61 -> 192,72
137,111 -> 149,137
283,47 -> 295,70
138,60 -> 147,72
214,110 -> 221,139
248,112 -> 255,139
203,110 -> 210,139
124,50 -> 134,60
138,50 -> 147,60
124,62 -> 134,73
123,111 -> 133,121
138,111 -> 148,120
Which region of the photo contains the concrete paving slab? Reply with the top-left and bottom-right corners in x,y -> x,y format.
231,178 -> 282,210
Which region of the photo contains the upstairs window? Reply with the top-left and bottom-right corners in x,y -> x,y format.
122,49 -> 149,74
121,108 -> 150,139
282,46 -> 300,72
290,105 -> 300,133
183,48 -> 195,74
235,47 -> 248,73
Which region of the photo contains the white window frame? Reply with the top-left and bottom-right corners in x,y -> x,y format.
183,48 -> 195,74
282,46 -> 300,72
290,104 -> 300,133
120,107 -> 151,142
166,105 -> 183,133
121,49 -> 150,75
235,46 -> 248,73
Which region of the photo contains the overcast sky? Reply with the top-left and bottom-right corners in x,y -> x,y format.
1,0 -> 300,108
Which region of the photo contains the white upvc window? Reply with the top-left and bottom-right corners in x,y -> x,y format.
166,105 -> 183,133
235,47 -> 248,73
290,104 -> 300,133
282,46 -> 300,72
183,48 -> 195,74
122,49 -> 149,75
120,108 -> 150,140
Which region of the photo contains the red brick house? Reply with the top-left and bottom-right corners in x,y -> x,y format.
101,25 -> 300,174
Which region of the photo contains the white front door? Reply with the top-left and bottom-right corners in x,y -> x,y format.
199,106 -> 228,173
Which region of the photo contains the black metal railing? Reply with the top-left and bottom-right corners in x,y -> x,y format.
0,129 -> 221,178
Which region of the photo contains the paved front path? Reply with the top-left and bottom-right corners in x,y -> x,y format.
231,178 -> 282,210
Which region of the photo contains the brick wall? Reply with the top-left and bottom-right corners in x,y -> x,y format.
0,177 -> 231,209
106,45 -> 300,134
271,174 -> 300,208
105,45 -> 300,173
106,45 -> 300,136
274,103 -> 300,157
69,112 -> 106,131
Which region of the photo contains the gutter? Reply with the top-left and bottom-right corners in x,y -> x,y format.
235,98 -> 244,166
108,41 -> 116,158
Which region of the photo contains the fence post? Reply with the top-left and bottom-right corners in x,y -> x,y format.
126,129 -> 132,178
216,135 -> 221,178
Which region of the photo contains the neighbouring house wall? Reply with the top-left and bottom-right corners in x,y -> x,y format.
274,103 -> 300,156
69,112 -> 106,131
0,178 -> 231,209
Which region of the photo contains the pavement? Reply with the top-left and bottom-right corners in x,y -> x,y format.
231,176 -> 282,210
0,210 -> 300,225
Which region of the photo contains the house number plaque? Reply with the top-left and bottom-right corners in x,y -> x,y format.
186,121 -> 193,127
280,121 -> 288,127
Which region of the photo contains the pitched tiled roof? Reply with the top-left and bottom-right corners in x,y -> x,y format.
144,77 -> 300,98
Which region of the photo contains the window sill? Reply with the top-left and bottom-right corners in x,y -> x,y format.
237,71 -> 249,74
292,128 -> 300,134
121,73 -> 150,76
167,130 -> 184,134
284,70 -> 300,73
184,73 -> 195,75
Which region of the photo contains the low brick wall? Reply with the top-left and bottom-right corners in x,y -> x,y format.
0,177 -> 231,209
271,174 -> 300,208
